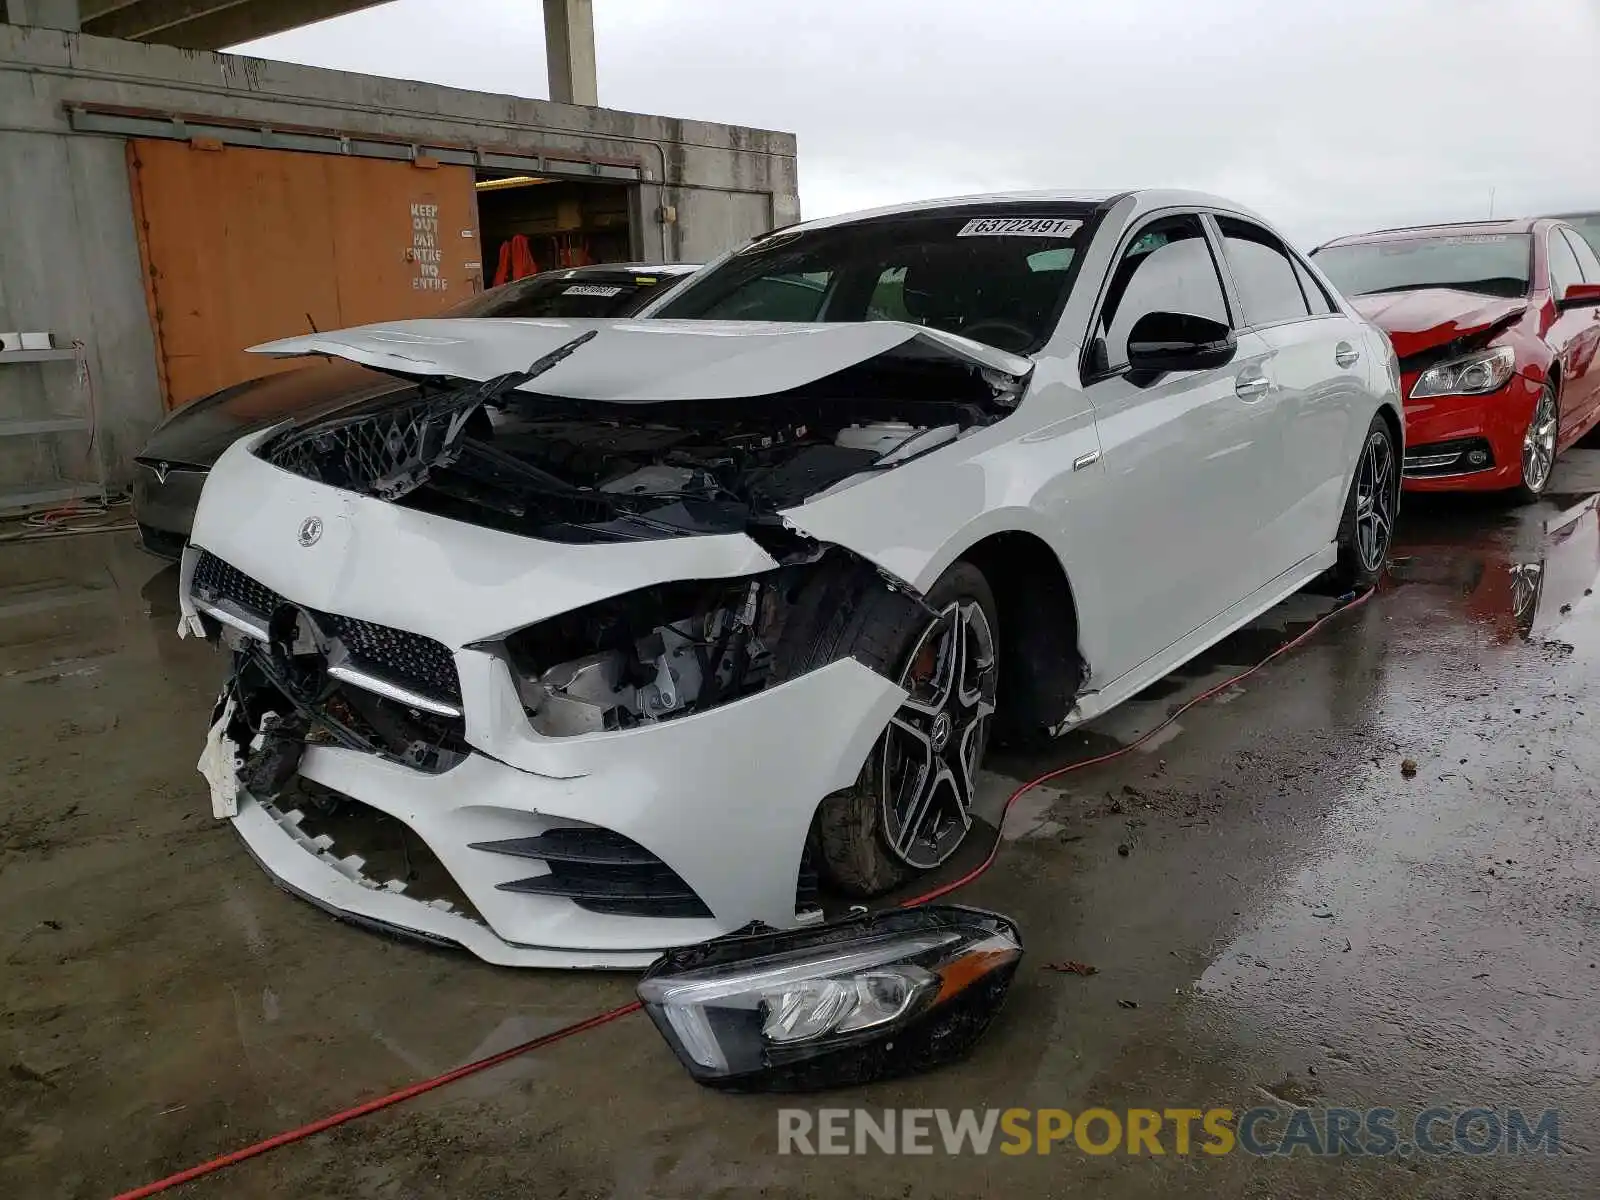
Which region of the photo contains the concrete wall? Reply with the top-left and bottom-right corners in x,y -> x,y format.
0,25 -> 800,489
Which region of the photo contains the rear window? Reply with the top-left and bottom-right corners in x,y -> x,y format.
651,209 -> 1093,354
443,274 -> 669,319
1310,234 -> 1532,299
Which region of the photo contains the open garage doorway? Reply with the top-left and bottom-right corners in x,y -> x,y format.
474,173 -> 640,286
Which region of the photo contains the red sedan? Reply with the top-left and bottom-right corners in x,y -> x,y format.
1311,219 -> 1600,499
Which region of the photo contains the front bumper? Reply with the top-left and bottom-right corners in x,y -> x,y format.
184,435 -> 906,968
1400,371 -> 1541,492
132,460 -> 207,558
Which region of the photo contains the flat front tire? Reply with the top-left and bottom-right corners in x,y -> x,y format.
810,562 -> 999,897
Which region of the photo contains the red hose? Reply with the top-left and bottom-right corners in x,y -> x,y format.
109,1001 -> 641,1200
900,587 -> 1374,907
111,588 -> 1372,1198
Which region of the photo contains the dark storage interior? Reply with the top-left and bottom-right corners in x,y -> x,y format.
475,175 -> 636,284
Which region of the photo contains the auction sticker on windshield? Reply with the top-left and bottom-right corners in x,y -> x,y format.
562,284 -> 626,297
957,217 -> 1083,238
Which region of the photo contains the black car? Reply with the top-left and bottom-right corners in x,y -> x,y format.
132,262 -> 699,559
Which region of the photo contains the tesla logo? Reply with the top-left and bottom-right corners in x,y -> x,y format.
297,517 -> 323,547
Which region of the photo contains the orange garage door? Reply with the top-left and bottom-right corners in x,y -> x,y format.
128,139 -> 481,408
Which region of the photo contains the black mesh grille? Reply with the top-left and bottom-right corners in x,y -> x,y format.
192,549 -> 285,617
321,613 -> 461,703
192,549 -> 461,704
263,401 -> 438,493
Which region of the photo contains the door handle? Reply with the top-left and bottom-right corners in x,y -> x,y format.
1234,373 -> 1270,399
1335,342 -> 1360,369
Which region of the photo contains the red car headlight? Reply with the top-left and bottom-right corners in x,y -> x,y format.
1410,346 -> 1516,398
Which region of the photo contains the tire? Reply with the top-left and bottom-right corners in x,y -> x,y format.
803,560 -> 1000,897
1510,383 -> 1559,504
1329,413 -> 1400,593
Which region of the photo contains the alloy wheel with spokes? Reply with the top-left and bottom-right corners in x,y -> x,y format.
1354,427 -> 1397,573
1521,387 -> 1558,496
880,599 -> 998,870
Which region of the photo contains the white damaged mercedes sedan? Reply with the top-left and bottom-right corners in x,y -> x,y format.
180,190 -> 1402,968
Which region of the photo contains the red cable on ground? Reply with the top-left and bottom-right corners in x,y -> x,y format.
900,586 -> 1375,907
109,1001 -> 641,1200
111,588 -> 1372,1199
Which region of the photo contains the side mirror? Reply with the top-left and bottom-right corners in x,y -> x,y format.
1126,311 -> 1237,373
1557,282 -> 1600,311
637,905 -> 1023,1092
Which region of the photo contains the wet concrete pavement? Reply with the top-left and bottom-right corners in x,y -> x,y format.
4,460 -> 1600,1198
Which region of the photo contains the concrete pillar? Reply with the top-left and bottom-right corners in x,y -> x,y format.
4,0 -> 81,30
542,0 -> 597,107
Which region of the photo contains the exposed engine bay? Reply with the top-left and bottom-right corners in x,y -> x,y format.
256,335 -> 1015,545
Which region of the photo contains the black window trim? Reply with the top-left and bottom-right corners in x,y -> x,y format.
1207,211 -> 1338,333
1078,206 -> 1237,386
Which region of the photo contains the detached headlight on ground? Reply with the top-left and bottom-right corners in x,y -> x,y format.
636,905 -> 1022,1091
1410,346 -> 1516,398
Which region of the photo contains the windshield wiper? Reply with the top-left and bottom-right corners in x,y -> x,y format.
371,330 -> 599,500
1357,278 -> 1527,298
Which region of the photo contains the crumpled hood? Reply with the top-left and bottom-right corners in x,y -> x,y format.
1347,288 -> 1527,360
138,361 -> 413,468
249,317 -> 1033,401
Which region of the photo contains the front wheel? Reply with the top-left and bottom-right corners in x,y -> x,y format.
811,562 -> 1000,897
1329,414 -> 1399,592
1511,384 -> 1558,503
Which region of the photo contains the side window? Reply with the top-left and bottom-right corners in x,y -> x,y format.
1560,229 -> 1600,285
1548,231 -> 1583,298
1292,258 -> 1335,315
1094,214 -> 1230,371
1216,216 -> 1312,327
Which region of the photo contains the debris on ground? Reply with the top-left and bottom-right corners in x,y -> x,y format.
1117,999 -> 1139,1009
1117,843 -> 1131,857
1045,960 -> 1099,976
1401,758 -> 1418,777
1260,1074 -> 1320,1107
9,1061 -> 54,1087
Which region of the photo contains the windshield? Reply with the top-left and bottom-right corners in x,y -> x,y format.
1311,234 -> 1532,299
443,273 -> 674,319
651,209 -> 1092,354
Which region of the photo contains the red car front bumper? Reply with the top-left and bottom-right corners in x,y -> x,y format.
1400,370 -> 1541,493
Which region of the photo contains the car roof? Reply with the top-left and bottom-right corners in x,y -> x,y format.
773,188 -> 1268,236
1318,218 -> 1543,248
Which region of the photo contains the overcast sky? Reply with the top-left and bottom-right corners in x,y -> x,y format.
235,0 -> 1600,248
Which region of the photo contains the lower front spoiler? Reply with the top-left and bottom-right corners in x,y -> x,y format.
231,795 -> 665,969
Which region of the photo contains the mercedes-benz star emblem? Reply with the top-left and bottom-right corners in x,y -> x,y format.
297,517 -> 323,547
